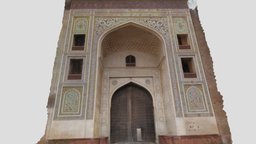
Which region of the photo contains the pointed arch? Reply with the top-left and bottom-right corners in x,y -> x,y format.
98,22 -> 165,59
100,22 -> 165,44
110,81 -> 154,101
111,82 -> 152,98
110,82 -> 156,143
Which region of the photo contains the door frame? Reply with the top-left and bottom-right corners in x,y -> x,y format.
107,77 -> 160,143
110,83 -> 156,143
98,70 -> 168,143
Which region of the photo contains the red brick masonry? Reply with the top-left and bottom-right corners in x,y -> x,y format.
190,9 -> 232,143
47,137 -> 108,144
66,0 -> 188,9
159,135 -> 222,144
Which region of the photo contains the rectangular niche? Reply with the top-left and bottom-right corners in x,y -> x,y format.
68,59 -> 83,80
177,34 -> 190,49
71,17 -> 89,51
72,34 -> 85,50
181,57 -> 197,78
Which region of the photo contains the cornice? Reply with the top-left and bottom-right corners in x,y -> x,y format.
65,0 -> 188,10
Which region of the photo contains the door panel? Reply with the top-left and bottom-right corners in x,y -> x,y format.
111,87 -> 128,142
111,84 -> 155,143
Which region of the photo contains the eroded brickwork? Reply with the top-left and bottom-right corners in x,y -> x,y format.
159,135 -> 222,144
190,9 -> 232,143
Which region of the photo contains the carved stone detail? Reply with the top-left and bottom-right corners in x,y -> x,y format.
145,79 -> 151,85
100,73 -> 110,136
111,80 -> 118,86
95,17 -> 169,38
185,121 -> 200,132
140,18 -> 169,36
95,18 -> 120,35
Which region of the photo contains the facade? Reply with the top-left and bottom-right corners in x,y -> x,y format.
40,0 -> 231,144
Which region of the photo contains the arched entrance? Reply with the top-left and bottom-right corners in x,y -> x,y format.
110,83 -> 156,144
98,23 -> 168,142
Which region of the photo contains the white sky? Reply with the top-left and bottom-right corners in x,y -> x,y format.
0,0 -> 255,143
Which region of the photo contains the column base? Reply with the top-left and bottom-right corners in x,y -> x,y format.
159,135 -> 223,144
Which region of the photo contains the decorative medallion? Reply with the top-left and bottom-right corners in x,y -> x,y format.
145,79 -> 151,85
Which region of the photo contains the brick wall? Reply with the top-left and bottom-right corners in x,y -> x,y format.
65,0 -> 188,9
159,135 -> 223,144
189,9 -> 232,144
47,137 -> 108,144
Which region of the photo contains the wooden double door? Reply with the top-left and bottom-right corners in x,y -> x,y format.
110,83 -> 155,143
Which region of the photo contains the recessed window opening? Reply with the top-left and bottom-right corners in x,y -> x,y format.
72,34 -> 85,50
181,58 -> 196,78
177,34 -> 190,49
68,59 -> 83,80
126,55 -> 136,67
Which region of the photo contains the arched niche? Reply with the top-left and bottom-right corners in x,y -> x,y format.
97,22 -> 170,139
101,23 -> 164,68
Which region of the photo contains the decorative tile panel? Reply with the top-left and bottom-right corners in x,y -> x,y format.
182,84 -> 213,117
185,86 -> 206,112
60,87 -> 82,115
173,17 -> 189,34
73,17 -> 89,33
54,86 -> 84,120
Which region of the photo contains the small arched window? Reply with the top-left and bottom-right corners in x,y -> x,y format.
126,55 -> 136,67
